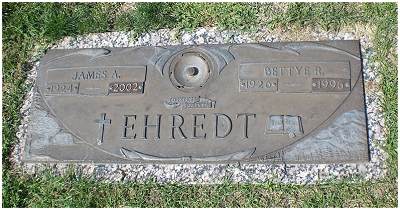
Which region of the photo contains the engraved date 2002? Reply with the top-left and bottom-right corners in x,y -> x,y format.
109,82 -> 144,94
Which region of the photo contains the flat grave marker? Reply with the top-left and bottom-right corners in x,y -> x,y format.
25,40 -> 369,164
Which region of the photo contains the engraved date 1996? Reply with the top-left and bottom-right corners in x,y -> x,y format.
109,82 -> 144,94
312,78 -> 350,92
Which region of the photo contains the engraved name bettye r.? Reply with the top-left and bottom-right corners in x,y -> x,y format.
265,65 -> 324,77
240,61 -> 350,80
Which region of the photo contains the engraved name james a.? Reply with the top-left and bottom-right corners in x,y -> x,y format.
72,69 -> 121,80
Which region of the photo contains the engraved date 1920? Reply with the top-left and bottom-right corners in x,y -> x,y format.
109,82 -> 144,94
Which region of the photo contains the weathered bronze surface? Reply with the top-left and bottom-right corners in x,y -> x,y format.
25,40 -> 369,163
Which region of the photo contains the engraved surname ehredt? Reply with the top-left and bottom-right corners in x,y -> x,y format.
120,113 -> 256,140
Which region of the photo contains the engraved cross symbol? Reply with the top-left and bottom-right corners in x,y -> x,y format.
95,113 -> 111,145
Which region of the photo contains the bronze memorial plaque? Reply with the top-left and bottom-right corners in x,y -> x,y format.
25,40 -> 369,163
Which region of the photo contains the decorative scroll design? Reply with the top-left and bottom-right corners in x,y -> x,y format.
120,147 -> 256,161
230,43 -> 300,56
148,46 -> 186,76
206,46 -> 235,74
281,42 -> 361,60
230,42 -> 361,61
44,48 -> 111,65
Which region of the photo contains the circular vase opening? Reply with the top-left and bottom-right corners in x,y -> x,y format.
169,50 -> 213,91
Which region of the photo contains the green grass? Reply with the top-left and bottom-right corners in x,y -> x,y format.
115,3 -> 260,35
3,169 -> 397,208
364,3 -> 398,178
2,2 -> 398,207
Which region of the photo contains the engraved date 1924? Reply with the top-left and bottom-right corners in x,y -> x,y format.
109,82 -> 144,94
